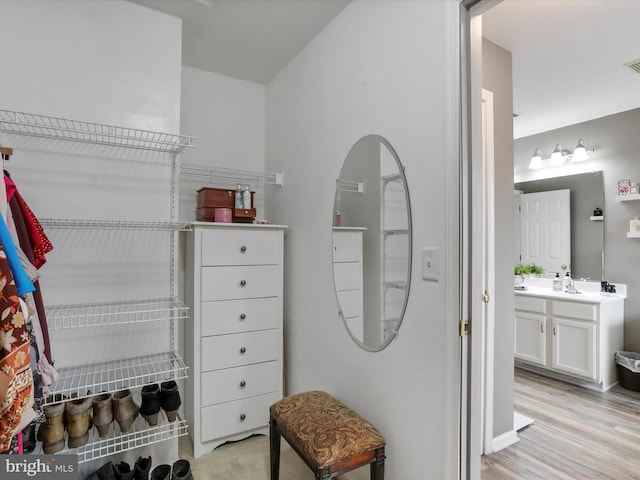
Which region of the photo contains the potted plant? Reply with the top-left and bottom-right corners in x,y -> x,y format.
514,263 -> 543,285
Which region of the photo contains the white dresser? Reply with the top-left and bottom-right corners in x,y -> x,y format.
185,222 -> 286,457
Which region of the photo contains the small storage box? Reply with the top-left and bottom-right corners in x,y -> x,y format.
195,187 -> 256,223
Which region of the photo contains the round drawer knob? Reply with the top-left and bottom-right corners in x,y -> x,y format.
240,313 -> 246,320
240,246 -> 247,253
240,280 -> 247,287
240,413 -> 246,421
240,380 -> 246,388
240,347 -> 246,354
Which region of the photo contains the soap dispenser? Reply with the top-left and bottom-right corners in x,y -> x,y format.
553,273 -> 562,292
563,272 -> 571,290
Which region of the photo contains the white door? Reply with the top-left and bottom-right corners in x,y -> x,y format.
552,317 -> 596,380
519,189 -> 571,275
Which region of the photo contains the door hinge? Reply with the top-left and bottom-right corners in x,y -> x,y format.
459,319 -> 470,337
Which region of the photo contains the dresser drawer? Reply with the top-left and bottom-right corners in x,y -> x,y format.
552,300 -> 597,321
514,295 -> 547,314
202,297 -> 279,336
202,265 -> 279,301
333,262 -> 362,291
333,231 -> 363,263
201,229 -> 279,266
200,392 -> 280,443
202,330 -> 280,371
201,361 -> 279,407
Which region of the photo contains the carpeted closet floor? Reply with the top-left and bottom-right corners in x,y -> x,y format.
179,434 -> 368,480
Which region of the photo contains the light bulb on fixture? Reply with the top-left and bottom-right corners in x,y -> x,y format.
528,148 -> 544,169
548,144 -> 565,166
572,138 -> 589,162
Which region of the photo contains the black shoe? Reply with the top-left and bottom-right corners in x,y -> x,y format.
150,465 -> 171,480
171,460 -> 192,480
134,456 -> 152,480
84,462 -> 116,480
140,384 -> 161,426
21,422 -> 37,454
160,381 -> 181,422
113,462 -> 135,480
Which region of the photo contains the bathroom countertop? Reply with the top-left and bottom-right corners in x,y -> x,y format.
515,286 -> 626,303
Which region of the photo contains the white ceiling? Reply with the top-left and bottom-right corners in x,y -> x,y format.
130,0 -> 640,140
482,0 -> 640,139
130,0 -> 350,84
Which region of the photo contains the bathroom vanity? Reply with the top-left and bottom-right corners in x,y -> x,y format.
514,280 -> 625,391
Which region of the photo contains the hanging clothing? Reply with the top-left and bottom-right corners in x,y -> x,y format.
0,215 -> 34,297
0,243 -> 33,451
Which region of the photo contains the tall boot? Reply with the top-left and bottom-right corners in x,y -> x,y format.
112,389 -> 139,433
160,381 -> 181,422
66,396 -> 93,448
39,396 -> 66,453
92,393 -> 113,438
134,456 -> 152,480
84,461 -> 116,480
171,460 -> 192,480
140,384 -> 161,426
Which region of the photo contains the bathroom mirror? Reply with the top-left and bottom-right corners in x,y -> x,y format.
515,171 -> 604,280
332,135 -> 412,351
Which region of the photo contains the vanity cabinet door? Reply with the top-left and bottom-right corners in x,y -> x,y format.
551,317 -> 596,380
514,311 -> 546,366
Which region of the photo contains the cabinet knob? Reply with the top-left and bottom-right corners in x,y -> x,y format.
240,246 -> 247,253
240,380 -> 246,388
240,413 -> 246,421
240,313 -> 246,320
240,347 -> 246,354
240,280 -> 247,287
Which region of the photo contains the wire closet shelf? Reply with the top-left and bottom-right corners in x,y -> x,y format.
0,109 -> 196,153
181,162 -> 284,186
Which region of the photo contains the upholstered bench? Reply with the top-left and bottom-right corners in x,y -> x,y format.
269,391 -> 386,479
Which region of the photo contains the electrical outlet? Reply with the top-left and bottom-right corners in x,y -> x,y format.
422,247 -> 439,281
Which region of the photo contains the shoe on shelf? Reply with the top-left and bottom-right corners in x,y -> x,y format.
113,461 -> 135,480
160,381 -> 181,422
21,421 -> 37,454
171,460 -> 192,480
39,395 -> 66,454
134,456 -> 152,480
92,393 -> 113,438
150,464 -> 171,480
140,384 -> 161,426
83,461 -> 116,480
66,395 -> 93,448
112,389 -> 139,433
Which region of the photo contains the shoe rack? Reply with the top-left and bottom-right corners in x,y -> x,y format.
0,109 -> 195,462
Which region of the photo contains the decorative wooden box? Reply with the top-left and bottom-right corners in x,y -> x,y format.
196,187 -> 256,223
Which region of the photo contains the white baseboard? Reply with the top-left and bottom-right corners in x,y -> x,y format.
492,429 -> 519,453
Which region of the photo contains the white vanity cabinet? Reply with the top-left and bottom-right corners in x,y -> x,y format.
332,228 -> 364,342
515,292 -> 624,391
185,223 -> 286,457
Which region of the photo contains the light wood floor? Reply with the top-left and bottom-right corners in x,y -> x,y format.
482,368 -> 640,479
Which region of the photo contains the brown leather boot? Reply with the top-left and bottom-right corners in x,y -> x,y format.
66,395 -> 93,448
39,396 -> 66,453
92,393 -> 113,438
112,390 -> 139,433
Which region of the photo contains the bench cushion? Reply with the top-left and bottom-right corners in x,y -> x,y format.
270,390 -> 385,469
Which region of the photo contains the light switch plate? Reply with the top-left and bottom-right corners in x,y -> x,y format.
422,247 -> 439,281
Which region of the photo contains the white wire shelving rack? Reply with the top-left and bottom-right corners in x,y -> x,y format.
60,414 -> 189,463
1,108 -> 195,460
180,162 -> 284,186
0,109 -> 196,153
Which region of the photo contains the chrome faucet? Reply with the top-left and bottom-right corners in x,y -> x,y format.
565,277 -> 581,294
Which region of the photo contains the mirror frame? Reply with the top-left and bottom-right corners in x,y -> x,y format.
333,134 -> 412,352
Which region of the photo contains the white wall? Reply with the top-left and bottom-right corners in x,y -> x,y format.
0,0 -> 183,474
265,1 -> 460,478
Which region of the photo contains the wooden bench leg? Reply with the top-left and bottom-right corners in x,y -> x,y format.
270,416 -> 281,480
370,447 -> 385,480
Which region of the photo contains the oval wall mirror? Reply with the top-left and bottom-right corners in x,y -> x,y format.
332,135 -> 412,351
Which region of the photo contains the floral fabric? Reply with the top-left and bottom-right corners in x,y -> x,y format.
270,390 -> 385,469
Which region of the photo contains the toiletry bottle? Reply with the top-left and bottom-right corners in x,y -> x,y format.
553,273 -> 562,292
243,185 -> 252,210
564,272 -> 571,290
235,184 -> 243,208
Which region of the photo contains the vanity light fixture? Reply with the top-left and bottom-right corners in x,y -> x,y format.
527,139 -> 594,169
528,148 -> 544,169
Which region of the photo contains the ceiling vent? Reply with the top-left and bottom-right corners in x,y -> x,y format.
625,58 -> 640,74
